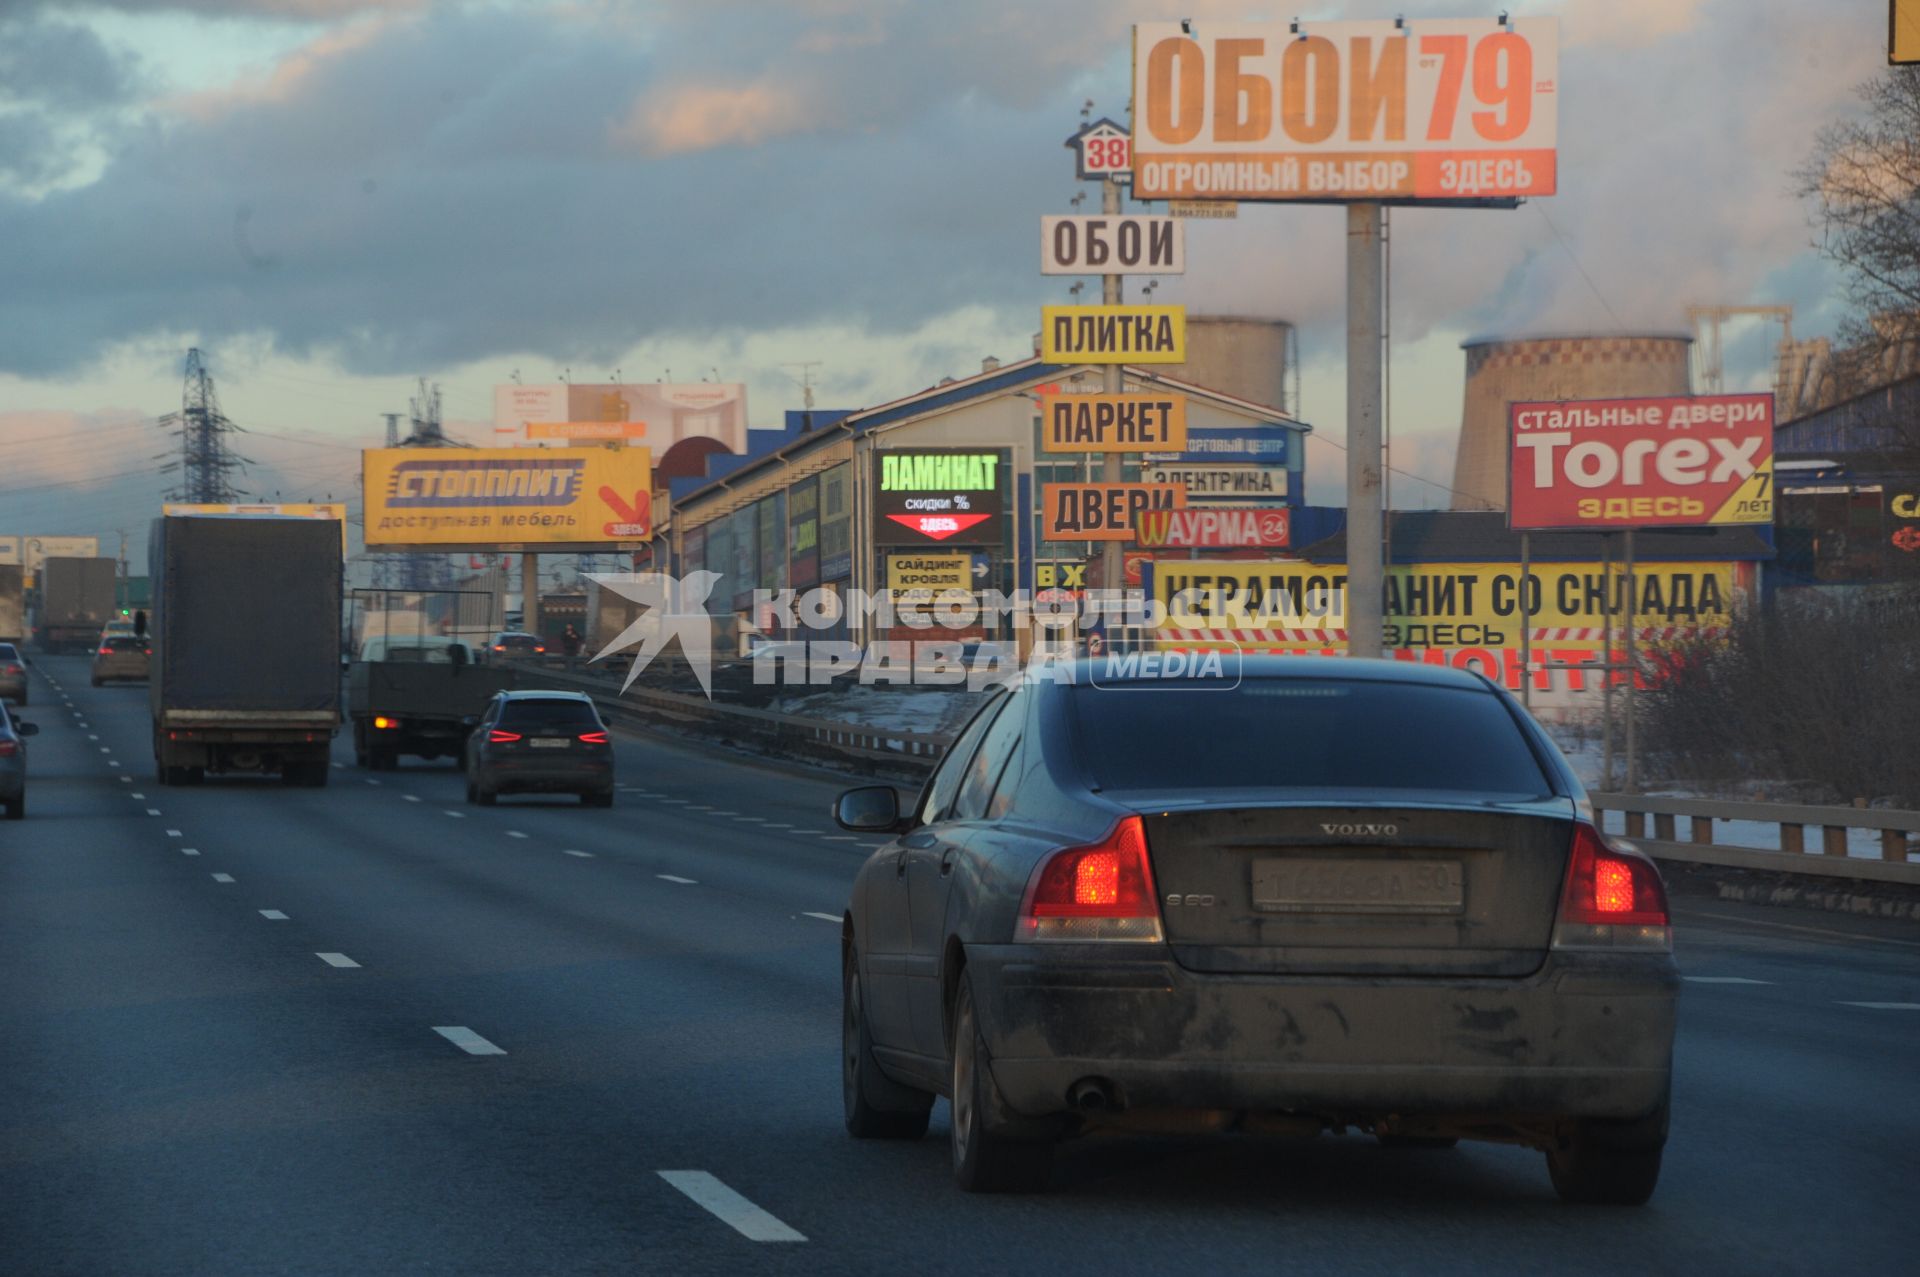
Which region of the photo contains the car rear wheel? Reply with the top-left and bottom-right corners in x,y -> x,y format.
1547,1103 -> 1667,1205
950,971 -> 1051,1193
90,676 -> 101,687
842,946 -> 932,1140
475,785 -> 497,807
464,778 -> 478,804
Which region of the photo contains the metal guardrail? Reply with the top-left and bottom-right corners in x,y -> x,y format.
1592,792 -> 1920,885
519,661 -> 952,773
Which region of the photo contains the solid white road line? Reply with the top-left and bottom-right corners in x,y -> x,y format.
316,952 -> 360,968
506,830 -> 528,839
433,1026 -> 506,1056
210,873 -> 235,883
563,849 -> 593,858
657,874 -> 697,885
259,910 -> 289,920
657,1171 -> 805,1244
1684,976 -> 1773,985
802,912 -> 840,923
1839,1001 -> 1920,1010
180,848 -> 200,856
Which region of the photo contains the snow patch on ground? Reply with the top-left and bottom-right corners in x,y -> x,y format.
775,685 -> 979,745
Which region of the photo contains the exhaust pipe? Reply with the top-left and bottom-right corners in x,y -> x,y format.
1068,1078 -> 1115,1112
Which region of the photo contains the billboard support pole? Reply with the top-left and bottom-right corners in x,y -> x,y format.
1345,202 -> 1385,660
1519,532 -> 1532,711
1099,175 -> 1124,624
522,553 -> 539,639
1600,532 -> 1615,791
1624,528 -> 1639,793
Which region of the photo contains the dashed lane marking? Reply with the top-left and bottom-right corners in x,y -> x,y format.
563,849 -> 593,858
657,874 -> 697,885
822,836 -> 861,842
1684,976 -> 1773,985
181,849 -> 200,856
259,910 -> 289,920
444,810 -> 465,818
506,831 -> 528,839
802,912 -> 840,923
365,779 -> 381,786
657,1171 -> 805,1244
433,1026 -> 506,1056
732,816 -> 766,822
88,734 -> 98,741
316,953 -> 361,969
108,761 -> 119,768
119,776 -> 131,783
659,798 -> 689,804
166,829 -> 182,837
1839,1001 -> 1920,1011
403,794 -> 421,802
146,808 -> 161,816
130,792 -> 145,799
210,873 -> 235,884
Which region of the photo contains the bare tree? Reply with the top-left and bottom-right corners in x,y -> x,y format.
1799,67 -> 1920,410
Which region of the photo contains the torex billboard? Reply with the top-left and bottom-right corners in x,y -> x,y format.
1131,19 -> 1558,203
1507,394 -> 1774,531
363,447 -> 653,551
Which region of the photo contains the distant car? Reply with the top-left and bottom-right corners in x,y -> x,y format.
91,635 -> 151,686
836,656 -> 1677,1203
485,631 -> 547,662
0,698 -> 40,819
463,690 -> 613,806
0,642 -> 27,705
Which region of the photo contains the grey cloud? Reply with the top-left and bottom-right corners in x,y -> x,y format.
0,12 -> 144,108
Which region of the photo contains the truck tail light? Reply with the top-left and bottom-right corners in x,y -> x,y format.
372,716 -> 399,730
487,729 -> 522,743
578,729 -> 608,744
1016,816 -> 1163,944
1552,822 -> 1671,951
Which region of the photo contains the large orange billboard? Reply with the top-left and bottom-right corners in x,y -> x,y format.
1131,19 -> 1558,202
363,447 -> 652,551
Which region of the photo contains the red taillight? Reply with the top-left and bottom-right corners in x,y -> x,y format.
578,730 -> 608,744
144,648 -> 152,656
1554,822 -> 1671,948
2,664 -> 19,675
534,645 -> 546,653
1017,816 -> 1162,943
487,729 -> 522,743
0,741 -> 15,757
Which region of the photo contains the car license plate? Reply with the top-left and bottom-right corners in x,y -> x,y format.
1251,858 -> 1464,914
529,737 -> 569,749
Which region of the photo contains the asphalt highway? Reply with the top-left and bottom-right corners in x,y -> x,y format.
2,655 -> 1916,1275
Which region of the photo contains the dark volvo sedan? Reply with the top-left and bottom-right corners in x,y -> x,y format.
836,657 -> 1676,1202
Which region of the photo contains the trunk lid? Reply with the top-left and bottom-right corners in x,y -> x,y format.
1132,795 -> 1576,977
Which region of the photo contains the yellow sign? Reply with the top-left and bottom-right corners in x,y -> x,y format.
525,421 -> 648,440
362,447 -> 653,550
1043,394 -> 1187,452
163,503 -> 349,553
1041,305 -> 1187,364
1151,559 -> 1741,652
1042,482 -> 1186,541
1897,0 -> 1920,63
886,554 -> 972,594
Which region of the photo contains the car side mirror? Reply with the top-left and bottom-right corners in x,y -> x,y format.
835,785 -> 907,833
16,722 -> 36,736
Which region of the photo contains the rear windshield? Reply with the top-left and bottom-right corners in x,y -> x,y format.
498,698 -> 599,728
0,643 -> 17,660
1070,678 -> 1553,799
497,634 -> 540,646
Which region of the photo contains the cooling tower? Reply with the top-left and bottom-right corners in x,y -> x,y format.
1451,334 -> 1693,511
1179,316 -> 1294,414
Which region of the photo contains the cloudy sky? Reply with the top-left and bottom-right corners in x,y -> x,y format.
0,0 -> 1887,562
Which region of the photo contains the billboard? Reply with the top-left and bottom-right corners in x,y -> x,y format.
1040,216 -> 1184,275
1142,462 -> 1289,502
1150,559 -> 1739,652
362,447 -> 653,550
1131,19 -> 1558,202
873,449 -> 1008,546
1144,426 -> 1291,465
1042,482 -> 1186,541
789,478 -> 820,589
0,535 -> 103,587
886,553 -> 972,594
1508,394 -> 1774,530
1043,393 -> 1187,453
819,461 -> 854,579
1040,305 -> 1187,364
493,382 -> 755,454
1138,507 -> 1291,549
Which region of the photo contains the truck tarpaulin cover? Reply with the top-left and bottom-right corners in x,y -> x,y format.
362,447 -> 654,550
149,517 -> 343,714
39,557 -> 118,626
